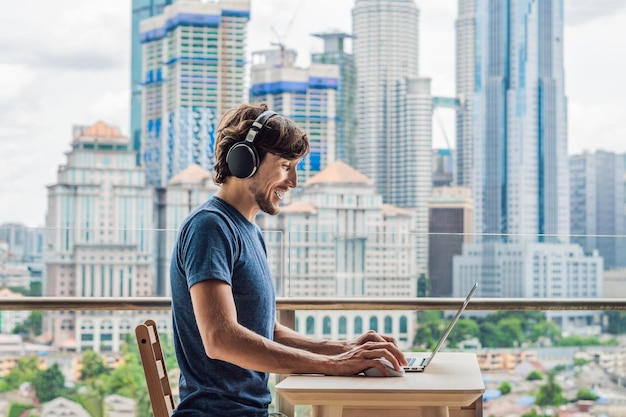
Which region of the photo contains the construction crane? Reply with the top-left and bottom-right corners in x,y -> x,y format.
270,0 -> 305,67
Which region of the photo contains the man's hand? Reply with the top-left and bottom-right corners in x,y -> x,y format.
346,330 -> 400,350
324,336 -> 407,376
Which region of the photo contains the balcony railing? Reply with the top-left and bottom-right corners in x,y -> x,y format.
2,296 -> 626,312
1,297 -> 626,416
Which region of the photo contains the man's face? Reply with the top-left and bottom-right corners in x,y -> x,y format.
248,153 -> 300,215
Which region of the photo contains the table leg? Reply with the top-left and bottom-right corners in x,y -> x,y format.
421,406 -> 450,417
312,405 -> 344,417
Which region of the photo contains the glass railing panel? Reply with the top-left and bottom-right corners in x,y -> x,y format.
2,225 -> 626,415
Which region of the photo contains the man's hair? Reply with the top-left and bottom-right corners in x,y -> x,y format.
213,103 -> 309,184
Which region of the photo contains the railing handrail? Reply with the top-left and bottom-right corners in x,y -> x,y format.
1,297 -> 625,311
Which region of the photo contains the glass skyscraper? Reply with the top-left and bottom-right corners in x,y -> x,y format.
131,0 -> 174,166
353,0 -> 432,273
456,0 -> 569,241
140,0 -> 250,187
311,32 -> 357,168
249,49 -> 339,183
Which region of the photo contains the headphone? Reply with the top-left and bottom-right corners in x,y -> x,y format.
225,110 -> 278,178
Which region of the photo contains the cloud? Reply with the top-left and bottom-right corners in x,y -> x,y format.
565,0 -> 626,26
0,0 -> 129,71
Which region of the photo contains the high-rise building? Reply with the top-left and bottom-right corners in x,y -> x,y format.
250,48 -> 338,183
257,161 -> 416,347
570,151 -> 625,270
131,0 -> 175,166
140,0 -> 250,187
428,186 -> 473,296
45,122 -> 167,352
456,0 -> 569,241
155,164 -> 218,296
311,32 -> 357,168
453,241 -> 603,333
352,0 -> 432,273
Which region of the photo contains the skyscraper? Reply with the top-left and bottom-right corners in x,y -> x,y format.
311,32 -> 357,168
352,0 -> 432,272
45,122 -> 164,352
250,48 -> 338,183
131,0 -> 175,166
570,151 -> 625,270
140,0 -> 251,187
257,161 -> 416,347
456,0 -> 569,241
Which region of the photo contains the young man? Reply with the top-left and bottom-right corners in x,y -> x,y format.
170,103 -> 406,416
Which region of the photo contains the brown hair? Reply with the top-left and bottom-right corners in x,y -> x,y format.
213,103 -> 309,184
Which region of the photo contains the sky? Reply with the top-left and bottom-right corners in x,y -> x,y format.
0,0 -> 625,227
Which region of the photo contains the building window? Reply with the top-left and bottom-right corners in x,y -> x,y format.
306,316 -> 315,335
323,316 -> 332,336
369,316 -> 378,332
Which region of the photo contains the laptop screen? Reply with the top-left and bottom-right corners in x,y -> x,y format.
422,282 -> 478,367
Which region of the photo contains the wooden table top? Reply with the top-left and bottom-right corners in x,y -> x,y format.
276,352 -> 485,408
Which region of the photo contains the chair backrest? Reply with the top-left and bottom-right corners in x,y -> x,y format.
135,320 -> 176,417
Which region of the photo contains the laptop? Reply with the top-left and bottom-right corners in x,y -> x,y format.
403,282 -> 478,372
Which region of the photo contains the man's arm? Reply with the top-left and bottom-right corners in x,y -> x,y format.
274,321 -> 400,356
191,279 -> 406,376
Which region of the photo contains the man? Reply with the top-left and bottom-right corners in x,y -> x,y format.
170,103 -> 406,416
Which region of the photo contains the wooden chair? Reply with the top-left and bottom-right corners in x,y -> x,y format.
135,320 -> 176,417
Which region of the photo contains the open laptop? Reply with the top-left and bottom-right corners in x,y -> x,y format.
404,282 -> 478,372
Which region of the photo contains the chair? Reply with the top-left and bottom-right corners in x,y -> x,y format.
135,320 -> 176,417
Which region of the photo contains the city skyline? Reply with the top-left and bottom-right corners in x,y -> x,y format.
1,0 -> 625,227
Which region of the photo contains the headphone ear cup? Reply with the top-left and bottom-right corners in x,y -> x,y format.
226,142 -> 259,178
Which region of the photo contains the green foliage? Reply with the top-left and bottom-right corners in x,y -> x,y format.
417,273 -> 430,297
32,363 -> 67,403
575,388 -> 598,401
79,349 -> 110,381
479,322 -> 502,348
498,381 -> 512,395
1,355 -> 40,391
447,319 -> 480,347
573,358 -> 589,367
535,371 -> 567,407
7,403 -> 33,417
12,311 -> 43,337
604,311 -> 626,334
496,317 -> 525,347
526,370 -> 544,381
557,335 -> 603,347
530,321 -> 562,344
414,311 -> 442,349
522,408 -> 555,417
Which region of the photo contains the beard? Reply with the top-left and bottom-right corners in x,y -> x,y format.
249,182 -> 279,215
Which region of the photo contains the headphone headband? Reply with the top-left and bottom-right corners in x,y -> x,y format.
244,110 -> 277,143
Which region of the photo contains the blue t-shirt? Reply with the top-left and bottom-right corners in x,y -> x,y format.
170,196 -> 276,417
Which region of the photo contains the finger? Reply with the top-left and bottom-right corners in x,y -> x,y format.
380,334 -> 399,346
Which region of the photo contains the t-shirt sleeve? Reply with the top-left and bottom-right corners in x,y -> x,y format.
176,210 -> 238,289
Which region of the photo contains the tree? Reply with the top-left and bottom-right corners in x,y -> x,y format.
498,381 -> 512,395
479,322 -> 502,348
0,355 -> 40,392
535,371 -> 567,407
605,311 -> 626,334
32,363 -> 67,402
79,349 -> 109,380
526,370 -> 544,381
417,273 -> 430,297
447,319 -> 480,347
12,311 -> 43,338
530,320 -> 562,345
496,317 -> 525,347
575,388 -> 598,401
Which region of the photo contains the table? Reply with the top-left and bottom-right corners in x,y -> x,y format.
275,352 -> 485,417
